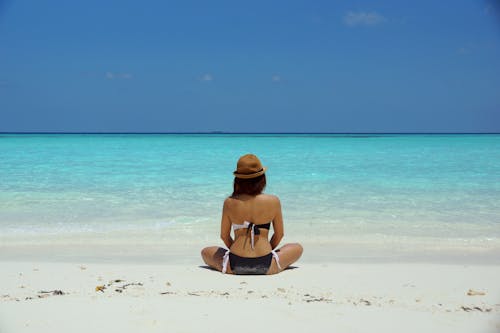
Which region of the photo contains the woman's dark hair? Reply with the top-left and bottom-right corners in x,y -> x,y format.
232,174 -> 266,197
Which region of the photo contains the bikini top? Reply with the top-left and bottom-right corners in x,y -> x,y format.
232,221 -> 271,249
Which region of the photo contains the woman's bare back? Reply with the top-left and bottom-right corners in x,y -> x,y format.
224,194 -> 282,257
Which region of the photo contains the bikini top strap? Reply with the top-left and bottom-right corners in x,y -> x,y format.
233,221 -> 269,250
246,222 -> 260,249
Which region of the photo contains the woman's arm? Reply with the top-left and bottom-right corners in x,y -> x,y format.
270,197 -> 284,249
220,199 -> 234,249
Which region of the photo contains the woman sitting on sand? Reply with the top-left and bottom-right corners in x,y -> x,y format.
201,154 -> 303,274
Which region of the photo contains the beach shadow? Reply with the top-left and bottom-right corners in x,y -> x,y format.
285,265 -> 299,270
198,265 -> 300,273
199,265 -> 218,271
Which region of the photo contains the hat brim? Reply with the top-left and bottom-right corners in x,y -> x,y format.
233,167 -> 267,179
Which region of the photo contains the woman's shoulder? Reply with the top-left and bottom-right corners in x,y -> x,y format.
255,193 -> 281,206
223,196 -> 237,207
257,193 -> 279,201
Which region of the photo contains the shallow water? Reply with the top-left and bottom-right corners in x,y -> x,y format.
1,134 -> 499,253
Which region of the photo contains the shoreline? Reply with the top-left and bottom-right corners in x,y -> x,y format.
2,239 -> 500,265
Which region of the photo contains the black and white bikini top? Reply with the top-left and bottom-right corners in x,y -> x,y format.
232,221 -> 271,249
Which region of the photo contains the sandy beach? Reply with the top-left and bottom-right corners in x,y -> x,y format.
1,246 -> 500,333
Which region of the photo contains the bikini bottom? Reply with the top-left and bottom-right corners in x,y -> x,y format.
222,250 -> 281,275
229,253 -> 272,275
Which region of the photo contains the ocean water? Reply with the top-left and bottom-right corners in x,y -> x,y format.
1,134 -> 500,255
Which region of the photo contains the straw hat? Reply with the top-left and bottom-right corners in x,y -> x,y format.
233,154 -> 267,179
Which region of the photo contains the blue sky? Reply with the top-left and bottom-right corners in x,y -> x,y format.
0,0 -> 499,132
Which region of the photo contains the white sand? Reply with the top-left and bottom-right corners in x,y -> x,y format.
1,259 -> 499,333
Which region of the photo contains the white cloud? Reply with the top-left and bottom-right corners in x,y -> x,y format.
105,72 -> 133,80
343,11 -> 386,27
272,75 -> 281,82
199,73 -> 213,82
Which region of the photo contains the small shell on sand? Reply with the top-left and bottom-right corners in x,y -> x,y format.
467,289 -> 485,296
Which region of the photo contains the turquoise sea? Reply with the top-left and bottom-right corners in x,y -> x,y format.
1,134 -> 499,259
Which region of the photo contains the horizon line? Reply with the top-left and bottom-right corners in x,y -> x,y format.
0,131 -> 499,135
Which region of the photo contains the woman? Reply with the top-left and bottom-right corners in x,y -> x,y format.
201,154 -> 303,274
